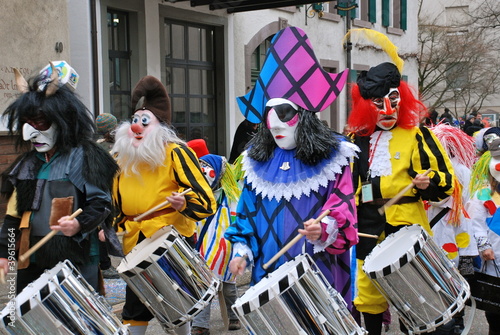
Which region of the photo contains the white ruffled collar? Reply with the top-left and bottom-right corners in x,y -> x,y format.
369,130 -> 392,178
243,141 -> 359,201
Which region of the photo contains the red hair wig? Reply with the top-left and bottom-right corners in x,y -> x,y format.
347,81 -> 427,136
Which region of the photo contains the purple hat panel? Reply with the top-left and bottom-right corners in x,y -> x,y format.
237,27 -> 349,123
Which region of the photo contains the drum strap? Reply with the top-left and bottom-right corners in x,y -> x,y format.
18,211 -> 32,269
429,207 -> 450,228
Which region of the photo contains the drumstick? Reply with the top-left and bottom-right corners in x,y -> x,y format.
19,208 -> 83,263
133,188 -> 192,221
358,232 -> 379,239
263,210 -> 331,270
378,169 -> 431,215
0,268 -> 5,284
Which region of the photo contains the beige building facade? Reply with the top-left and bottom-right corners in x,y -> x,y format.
0,0 -> 420,215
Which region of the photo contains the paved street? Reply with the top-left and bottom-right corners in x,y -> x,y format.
0,256 -> 490,334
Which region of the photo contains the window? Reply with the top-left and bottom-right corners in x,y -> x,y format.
322,65 -> 342,131
357,0 -> 376,23
382,0 -> 407,30
446,62 -> 468,90
445,6 -> 469,27
107,10 -> 131,120
164,21 -> 218,152
250,37 -> 273,87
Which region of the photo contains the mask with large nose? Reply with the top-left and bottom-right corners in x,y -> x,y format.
373,88 -> 401,131
22,115 -> 58,153
128,109 -> 160,147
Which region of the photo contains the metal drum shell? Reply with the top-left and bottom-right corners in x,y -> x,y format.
363,225 -> 470,334
232,253 -> 367,335
117,226 -> 220,331
0,260 -> 128,335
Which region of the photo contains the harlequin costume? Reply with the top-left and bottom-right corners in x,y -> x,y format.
427,124 -> 478,273
112,75 -> 216,334
345,29 -> 455,334
190,152 -> 242,332
224,26 -> 359,308
0,62 -> 119,293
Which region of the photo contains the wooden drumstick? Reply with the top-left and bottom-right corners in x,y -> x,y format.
378,169 -> 431,215
19,208 -> 83,263
358,232 -> 379,239
0,268 -> 5,284
263,209 -> 331,270
133,188 -> 192,222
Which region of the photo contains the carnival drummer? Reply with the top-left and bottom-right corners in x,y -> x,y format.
0,61 -> 119,293
346,41 -> 455,334
225,26 -> 359,308
111,75 -> 216,335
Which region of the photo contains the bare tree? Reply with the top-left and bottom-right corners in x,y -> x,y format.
417,0 -> 500,120
467,0 -> 500,29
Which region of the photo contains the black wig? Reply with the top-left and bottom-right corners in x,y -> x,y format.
3,73 -> 96,154
247,108 -> 342,165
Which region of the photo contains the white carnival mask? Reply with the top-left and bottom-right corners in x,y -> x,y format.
373,88 -> 400,131
22,118 -> 58,153
265,98 -> 299,150
128,109 -> 160,148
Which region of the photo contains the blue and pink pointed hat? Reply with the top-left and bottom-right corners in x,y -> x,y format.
237,26 -> 349,123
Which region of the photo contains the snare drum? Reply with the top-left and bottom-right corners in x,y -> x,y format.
0,260 -> 127,335
117,226 -> 220,331
363,225 -> 470,334
232,254 -> 366,335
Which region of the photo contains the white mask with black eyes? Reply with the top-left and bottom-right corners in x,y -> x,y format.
265,98 -> 299,150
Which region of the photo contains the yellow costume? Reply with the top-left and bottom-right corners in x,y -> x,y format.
114,143 -> 216,254
352,126 -> 455,314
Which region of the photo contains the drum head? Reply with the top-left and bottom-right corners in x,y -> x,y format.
117,226 -> 174,273
363,225 -> 424,274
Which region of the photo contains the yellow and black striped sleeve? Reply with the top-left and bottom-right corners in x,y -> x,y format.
171,145 -> 217,221
411,126 -> 455,201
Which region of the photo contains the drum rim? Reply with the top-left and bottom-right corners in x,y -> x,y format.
363,225 -> 427,278
400,284 -> 470,334
117,226 -> 176,274
232,254 -> 314,314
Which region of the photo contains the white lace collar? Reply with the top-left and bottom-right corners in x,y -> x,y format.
369,130 -> 392,178
243,141 -> 359,201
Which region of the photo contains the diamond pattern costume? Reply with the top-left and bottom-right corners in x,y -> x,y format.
226,26 -> 357,308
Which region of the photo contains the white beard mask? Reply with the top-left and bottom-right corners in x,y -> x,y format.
22,123 -> 58,153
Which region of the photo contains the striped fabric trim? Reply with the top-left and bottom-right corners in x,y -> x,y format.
364,225 -> 428,279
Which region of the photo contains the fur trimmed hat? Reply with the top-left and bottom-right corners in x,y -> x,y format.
131,76 -> 171,124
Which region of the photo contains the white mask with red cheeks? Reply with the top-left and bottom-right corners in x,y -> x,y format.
265,98 -> 299,150
373,88 -> 401,131
129,109 -> 160,147
200,160 -> 217,189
